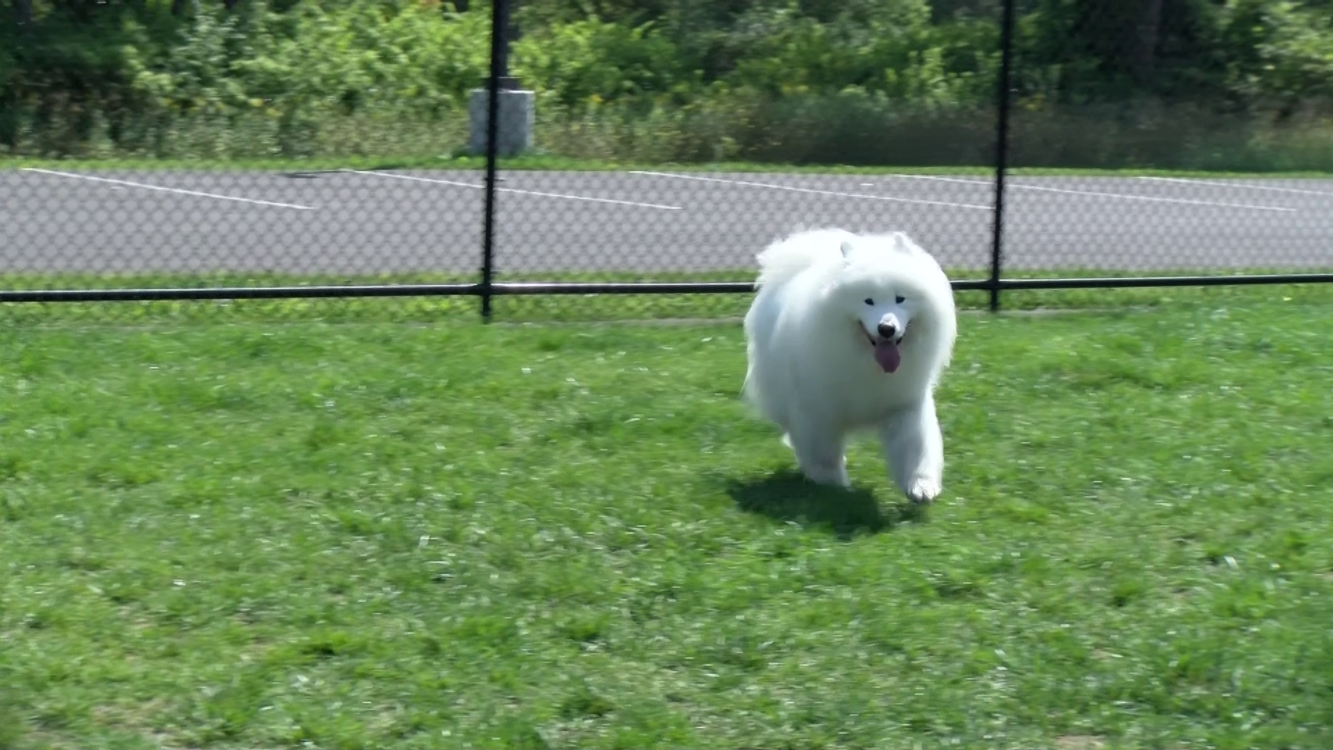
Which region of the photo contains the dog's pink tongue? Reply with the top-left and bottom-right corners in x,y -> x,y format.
874,339 -> 901,373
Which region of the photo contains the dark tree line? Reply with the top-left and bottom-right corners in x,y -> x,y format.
2,0 -> 1331,160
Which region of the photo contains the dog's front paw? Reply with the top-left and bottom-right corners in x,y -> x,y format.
905,476 -> 942,504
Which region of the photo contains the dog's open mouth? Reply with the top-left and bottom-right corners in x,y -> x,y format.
861,325 -> 906,373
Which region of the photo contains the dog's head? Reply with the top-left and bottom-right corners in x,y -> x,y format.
832,233 -> 953,374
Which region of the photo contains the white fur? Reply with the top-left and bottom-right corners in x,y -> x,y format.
742,228 -> 958,503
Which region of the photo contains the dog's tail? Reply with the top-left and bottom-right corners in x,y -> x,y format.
739,349 -> 760,407
754,227 -> 852,290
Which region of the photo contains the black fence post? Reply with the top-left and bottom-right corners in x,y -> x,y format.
479,0 -> 510,322
989,0 -> 1017,312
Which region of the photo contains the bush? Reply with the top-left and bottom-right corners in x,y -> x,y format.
3,0 -> 491,158
2,0 -> 1331,168
512,18 -> 694,107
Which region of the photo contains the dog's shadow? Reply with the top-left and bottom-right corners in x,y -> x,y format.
724,469 -> 925,539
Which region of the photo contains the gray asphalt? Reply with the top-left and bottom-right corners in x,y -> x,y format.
4,167 -> 1331,278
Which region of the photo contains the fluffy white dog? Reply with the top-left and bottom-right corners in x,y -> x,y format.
741,228 -> 958,503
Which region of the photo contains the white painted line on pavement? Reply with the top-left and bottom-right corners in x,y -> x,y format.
353,170 -> 682,210
21,167 -> 315,210
888,173 -> 1296,212
1137,175 -> 1333,197
628,171 -> 993,210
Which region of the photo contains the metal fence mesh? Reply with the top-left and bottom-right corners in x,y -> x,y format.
2,166 -> 486,286
489,169 -> 1000,282
1000,0 -> 1333,279
2,0 -> 1331,318
995,171 -> 1333,275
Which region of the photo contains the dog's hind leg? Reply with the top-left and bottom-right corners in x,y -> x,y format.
787,417 -> 850,488
877,395 -> 944,504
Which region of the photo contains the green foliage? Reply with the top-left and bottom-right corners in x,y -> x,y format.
512,17 -> 692,106
2,0 -> 491,157
1221,0 -> 1333,114
1,0 -> 1332,165
729,13 -> 997,108
117,0 -> 490,155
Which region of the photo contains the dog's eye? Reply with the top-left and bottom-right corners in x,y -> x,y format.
895,295 -> 906,304
864,298 -> 874,306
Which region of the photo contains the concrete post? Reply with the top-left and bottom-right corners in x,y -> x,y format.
468,87 -> 535,157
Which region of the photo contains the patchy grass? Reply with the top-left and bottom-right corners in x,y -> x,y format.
1,295 -> 1331,750
3,271 -> 1332,327
6,154 -> 1333,179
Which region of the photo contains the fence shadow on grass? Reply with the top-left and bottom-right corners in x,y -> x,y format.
724,468 -> 925,540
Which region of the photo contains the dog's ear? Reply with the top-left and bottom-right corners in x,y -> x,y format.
890,232 -> 919,255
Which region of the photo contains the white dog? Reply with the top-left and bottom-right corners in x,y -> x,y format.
742,228 -> 958,503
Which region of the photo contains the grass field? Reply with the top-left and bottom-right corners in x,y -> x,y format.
6,154 -> 1333,179
2,291 -> 1332,750
5,273 -> 1333,327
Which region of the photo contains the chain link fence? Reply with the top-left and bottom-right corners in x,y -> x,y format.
999,0 -> 1333,284
2,0 -> 1331,319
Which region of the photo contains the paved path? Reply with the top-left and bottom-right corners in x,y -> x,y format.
4,167 -> 1331,278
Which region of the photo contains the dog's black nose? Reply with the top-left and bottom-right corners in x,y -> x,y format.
877,322 -> 898,339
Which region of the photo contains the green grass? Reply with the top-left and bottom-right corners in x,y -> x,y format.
7,153 -> 1333,178
3,272 -> 1333,328
2,294 -> 1333,750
